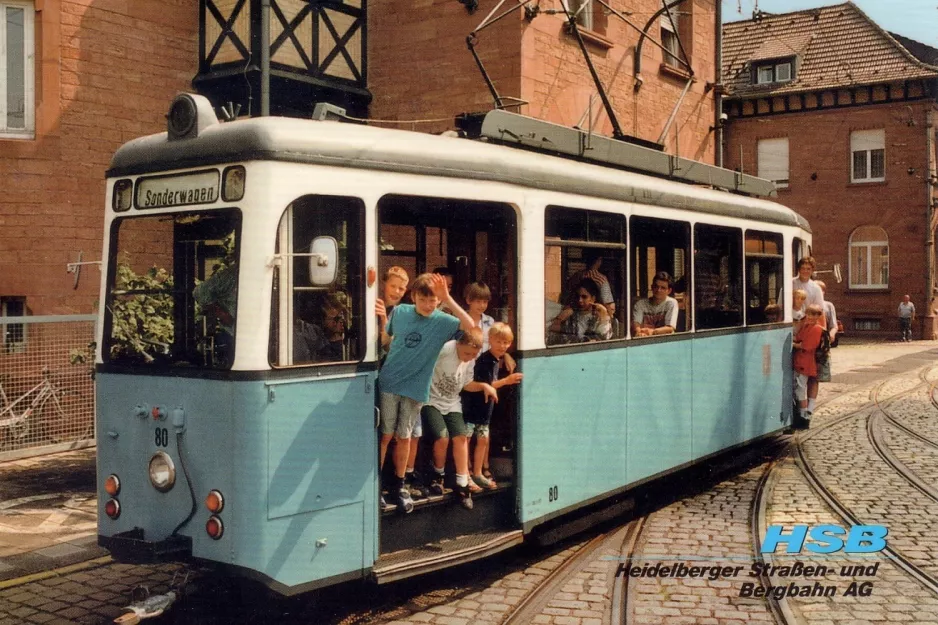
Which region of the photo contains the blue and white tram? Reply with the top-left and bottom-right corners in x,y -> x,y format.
95,93 -> 810,594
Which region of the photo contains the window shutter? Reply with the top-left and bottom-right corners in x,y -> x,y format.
757,138 -> 789,187
850,129 -> 884,152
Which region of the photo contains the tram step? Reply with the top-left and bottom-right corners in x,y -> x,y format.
380,481 -> 515,554
373,529 -> 523,585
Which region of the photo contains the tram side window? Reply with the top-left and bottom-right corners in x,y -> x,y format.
694,225 -> 743,330
745,231 -> 784,324
545,206 -> 625,345
630,216 -> 691,336
269,195 -> 364,367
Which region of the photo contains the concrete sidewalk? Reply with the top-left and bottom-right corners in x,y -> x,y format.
0,338 -> 935,585
0,448 -> 106,583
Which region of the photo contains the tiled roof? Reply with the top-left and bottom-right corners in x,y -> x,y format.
722,2 -> 938,99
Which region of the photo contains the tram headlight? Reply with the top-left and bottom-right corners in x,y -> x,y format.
104,474 -> 121,496
148,451 -> 176,492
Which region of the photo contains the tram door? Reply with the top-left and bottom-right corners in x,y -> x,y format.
377,195 -> 518,490
265,195 -> 376,581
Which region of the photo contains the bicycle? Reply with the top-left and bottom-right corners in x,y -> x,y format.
0,368 -> 72,451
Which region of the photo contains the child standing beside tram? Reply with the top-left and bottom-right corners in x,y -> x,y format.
792,305 -> 825,430
377,273 -> 475,513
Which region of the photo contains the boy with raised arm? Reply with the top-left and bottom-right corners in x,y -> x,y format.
376,273 -> 474,513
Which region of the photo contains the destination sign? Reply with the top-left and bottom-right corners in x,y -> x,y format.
136,170 -> 220,209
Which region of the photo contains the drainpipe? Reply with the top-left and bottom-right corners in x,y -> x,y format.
715,0 -> 723,167
925,100 -> 937,338
260,0 -> 271,116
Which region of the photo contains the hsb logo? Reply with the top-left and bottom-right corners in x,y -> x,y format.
761,524 -> 888,554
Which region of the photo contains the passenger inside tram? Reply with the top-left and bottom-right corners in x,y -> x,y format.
631,271 -> 679,337
293,292 -> 350,363
548,279 -> 614,343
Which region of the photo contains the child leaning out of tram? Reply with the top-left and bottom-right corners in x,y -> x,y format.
377,273 -> 475,514
463,322 -> 523,490
792,304 -> 824,429
423,327 -> 498,510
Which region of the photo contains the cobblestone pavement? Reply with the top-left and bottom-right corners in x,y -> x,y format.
1,340 -> 937,624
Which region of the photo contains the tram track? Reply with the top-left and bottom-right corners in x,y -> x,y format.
609,516 -> 647,625
500,530 -> 616,625
750,453 -> 804,625
793,371 -> 938,598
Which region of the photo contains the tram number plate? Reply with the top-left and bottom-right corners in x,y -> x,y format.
548,485 -> 559,502
155,428 -> 169,447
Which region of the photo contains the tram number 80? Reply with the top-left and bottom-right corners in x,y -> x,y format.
548,485 -> 559,502
155,428 -> 169,447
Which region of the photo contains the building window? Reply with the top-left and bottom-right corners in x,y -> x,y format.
568,0 -> 593,31
1,296 -> 26,352
660,14 -> 683,68
754,60 -> 794,84
1,1 -> 35,138
851,129 -> 885,182
757,137 -> 790,189
855,319 -> 881,331
849,226 -> 888,289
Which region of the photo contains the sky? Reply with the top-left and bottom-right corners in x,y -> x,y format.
722,0 -> 938,47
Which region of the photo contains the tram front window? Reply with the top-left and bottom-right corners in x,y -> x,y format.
104,209 -> 242,368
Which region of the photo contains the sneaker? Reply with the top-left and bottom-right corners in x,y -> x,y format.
407,473 -> 429,500
395,488 -> 415,514
458,485 -> 473,510
472,474 -> 497,490
380,495 -> 389,510
428,475 -> 445,496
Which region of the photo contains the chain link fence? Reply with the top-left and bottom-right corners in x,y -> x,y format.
0,315 -> 96,460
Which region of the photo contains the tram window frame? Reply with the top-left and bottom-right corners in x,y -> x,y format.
103,208 -> 243,369
693,224 -> 743,330
269,195 -> 366,368
744,230 -> 784,325
377,194 -> 518,332
629,216 -> 691,336
544,206 -> 626,346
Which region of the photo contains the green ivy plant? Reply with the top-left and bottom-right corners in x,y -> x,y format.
107,262 -> 174,363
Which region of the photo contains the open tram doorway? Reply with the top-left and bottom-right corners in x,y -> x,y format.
376,194 -> 520,557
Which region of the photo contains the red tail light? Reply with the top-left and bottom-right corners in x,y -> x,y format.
206,516 -> 224,539
105,499 -> 121,519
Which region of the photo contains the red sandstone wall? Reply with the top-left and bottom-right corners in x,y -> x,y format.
0,0 -> 198,315
369,0 -> 718,161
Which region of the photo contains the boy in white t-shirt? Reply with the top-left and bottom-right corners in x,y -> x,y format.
421,327 -> 497,509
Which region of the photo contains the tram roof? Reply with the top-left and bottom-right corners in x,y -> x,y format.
108,114 -> 810,231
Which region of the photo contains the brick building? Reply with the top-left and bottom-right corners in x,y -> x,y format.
2,0 -> 724,325
0,0 -> 198,320
722,2 -> 938,339
370,0 -> 722,161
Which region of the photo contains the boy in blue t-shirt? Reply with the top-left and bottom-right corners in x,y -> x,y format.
377,273 -> 474,513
